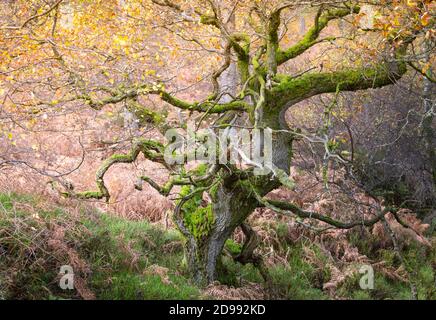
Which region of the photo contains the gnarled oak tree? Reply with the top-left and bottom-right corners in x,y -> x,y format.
1,0 -> 434,285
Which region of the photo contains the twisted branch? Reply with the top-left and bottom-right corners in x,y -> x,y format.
62,139 -> 165,201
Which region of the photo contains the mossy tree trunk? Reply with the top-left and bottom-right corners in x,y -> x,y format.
181,115 -> 293,284
186,185 -> 257,284
73,2 -> 417,287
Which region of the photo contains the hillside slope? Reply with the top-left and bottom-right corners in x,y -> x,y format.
0,193 -> 434,300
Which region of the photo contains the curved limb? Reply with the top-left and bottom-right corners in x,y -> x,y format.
135,176 -> 191,196
136,164 -> 220,196
79,83 -> 251,114
234,222 -> 273,297
209,41 -> 232,101
252,187 -> 393,230
277,5 -> 360,65
272,46 -> 409,109
234,223 -> 260,265
62,138 -> 165,201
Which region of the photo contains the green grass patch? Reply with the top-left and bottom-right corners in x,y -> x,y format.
0,192 -> 199,300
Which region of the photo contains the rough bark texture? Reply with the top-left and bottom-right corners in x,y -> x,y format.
70,2 -> 418,287
184,109 -> 293,284
422,40 -> 436,191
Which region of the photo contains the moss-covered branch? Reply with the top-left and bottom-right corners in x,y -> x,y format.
78,82 -> 251,114
136,164 -> 219,196
272,46 -> 409,108
277,5 -> 360,65
65,139 -> 165,201
157,87 -> 251,113
266,10 -> 281,80
135,175 -> 191,196
126,99 -> 167,128
228,33 -> 251,84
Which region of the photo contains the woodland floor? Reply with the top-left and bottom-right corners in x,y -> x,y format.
0,191 -> 434,300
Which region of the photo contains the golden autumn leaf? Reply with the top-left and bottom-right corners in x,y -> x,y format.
422,62 -> 431,74
406,0 -> 418,7
420,12 -> 431,26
